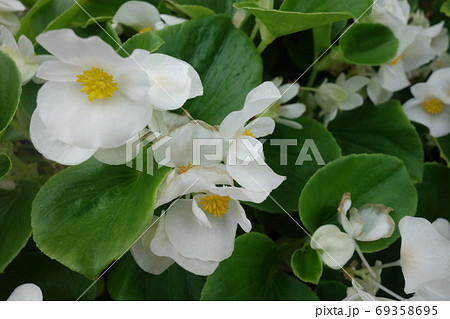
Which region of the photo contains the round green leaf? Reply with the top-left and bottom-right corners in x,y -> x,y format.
0,181 -> 39,272
436,134 -> 450,166
416,162 -> 450,221
155,15 -> 262,125
338,23 -> 399,65
328,101 -> 424,182
201,233 -> 319,300
291,246 -> 323,284
0,154 -> 12,180
0,253 -> 95,300
0,51 -> 22,134
299,154 -> 417,252
171,0 -> 247,17
234,0 -> 372,38
247,118 -> 341,213
107,253 -> 205,300
32,160 -> 170,279
118,31 -> 164,57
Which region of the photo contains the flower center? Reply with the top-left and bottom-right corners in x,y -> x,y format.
76,67 -> 118,102
242,128 -> 255,138
177,162 -> 193,174
390,55 -> 402,65
199,195 -> 230,218
423,98 -> 443,114
138,26 -> 152,34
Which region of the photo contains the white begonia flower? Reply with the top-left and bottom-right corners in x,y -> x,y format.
112,1 -> 185,34
337,193 -> 395,241
399,216 -> 450,294
409,218 -> 450,301
367,0 -> 410,30
269,77 -> 305,129
141,53 -> 203,111
315,73 -> 369,126
0,25 -> 51,84
310,224 -> 355,270
403,70 -> 450,138
7,283 -> 43,301
29,29 -> 153,165
0,0 -> 25,34
366,75 -> 394,105
132,166 -> 258,276
152,120 -> 222,176
219,82 -> 286,193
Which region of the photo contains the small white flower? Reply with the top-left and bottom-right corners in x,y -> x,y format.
403,69 -> 450,138
315,74 -> 369,125
269,77 -> 305,129
337,193 -> 395,241
219,82 -> 286,192
7,283 -> 43,301
399,216 -> 450,294
30,29 -> 153,165
112,1 -> 185,34
0,25 -> 51,84
0,0 -> 25,34
366,75 -> 393,105
132,166 -> 258,276
310,224 -> 355,270
367,0 -> 410,29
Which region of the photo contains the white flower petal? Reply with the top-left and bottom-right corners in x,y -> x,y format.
229,199 -> 251,232
219,82 -> 281,140
411,276 -> 450,301
245,117 -> 275,138
112,1 -> 161,32
160,14 -> 186,26
37,82 -> 152,149
36,61 -> 84,82
378,62 -> 410,92
433,218 -> 450,241
399,216 -> 450,294
278,103 -> 306,119
342,76 -> 370,92
30,111 -> 96,165
7,284 -> 43,301
274,117 -> 303,130
355,204 -> 395,241
278,83 -> 300,103
367,76 -> 393,105
150,212 -> 220,276
338,92 -> 364,111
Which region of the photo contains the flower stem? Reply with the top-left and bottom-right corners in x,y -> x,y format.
300,86 -> 319,92
354,240 -> 378,279
371,281 -> 406,301
372,260 -> 402,270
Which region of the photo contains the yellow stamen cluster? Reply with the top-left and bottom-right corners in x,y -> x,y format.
423,98 -> 444,114
177,162 -> 193,174
242,128 -> 255,138
77,67 -> 118,102
390,55 -> 402,66
199,195 -> 231,218
139,26 -> 152,34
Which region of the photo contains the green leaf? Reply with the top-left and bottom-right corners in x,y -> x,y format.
315,280 -> 348,301
436,134 -> 450,166
299,154 -> 417,253
117,31 -> 164,57
313,24 -> 331,58
20,81 -> 41,118
169,0 -> 252,17
0,252 -> 95,300
328,101 -> 424,182
247,118 -> 341,213
416,162 -> 450,221
107,253 -> 205,300
338,23 -> 399,65
0,181 -> 40,273
165,0 -> 216,18
201,233 -> 319,300
18,0 -> 75,41
441,0 -> 450,17
234,0 -> 372,38
0,154 -> 12,180
32,160 -> 170,279
291,246 -> 323,284
0,51 -> 22,135
155,15 -> 262,125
